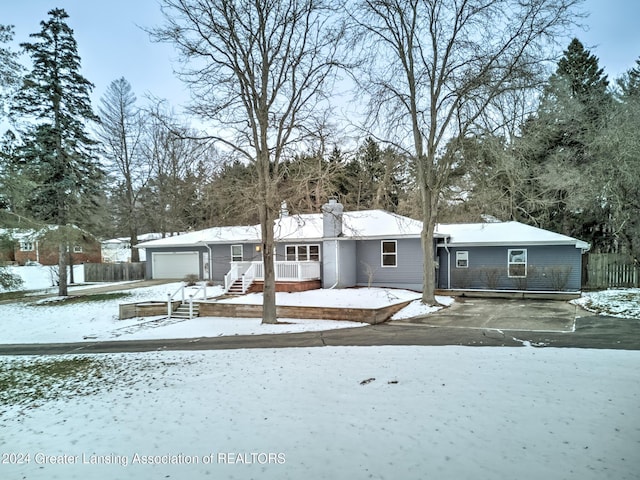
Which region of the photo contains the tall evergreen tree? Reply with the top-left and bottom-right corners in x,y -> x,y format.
591,57 -> 640,259
520,38 -> 611,246
0,24 -> 21,115
11,8 -> 104,295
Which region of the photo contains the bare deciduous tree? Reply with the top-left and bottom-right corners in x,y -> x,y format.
98,78 -> 147,261
153,0 -> 345,323
350,0 -> 582,304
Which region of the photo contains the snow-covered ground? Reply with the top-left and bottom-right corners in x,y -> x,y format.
3,264 -> 86,291
1,346 -> 638,480
572,288 -> 640,319
0,266 -> 455,344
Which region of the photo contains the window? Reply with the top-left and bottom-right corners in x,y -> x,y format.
231,245 -> 243,262
456,251 -> 469,268
19,241 -> 34,252
381,240 -> 397,267
508,249 -> 527,277
285,244 -> 320,261
73,245 -> 83,253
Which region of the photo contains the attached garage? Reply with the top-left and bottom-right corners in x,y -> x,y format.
151,252 -> 200,279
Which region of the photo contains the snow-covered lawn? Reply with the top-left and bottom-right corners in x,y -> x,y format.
2,264 -> 86,292
0,281 -> 380,344
572,288 -> 640,319
1,266 -> 453,343
1,346 -> 638,480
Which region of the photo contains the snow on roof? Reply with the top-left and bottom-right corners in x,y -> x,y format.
136,225 -> 262,248
436,221 -> 590,250
135,212 -> 589,250
342,210 -> 423,238
135,210 -> 424,248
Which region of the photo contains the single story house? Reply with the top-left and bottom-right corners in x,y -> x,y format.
101,233 -> 167,263
136,200 -> 590,294
0,226 -> 102,266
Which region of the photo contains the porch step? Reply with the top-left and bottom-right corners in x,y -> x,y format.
226,278 -> 254,295
171,302 -> 200,319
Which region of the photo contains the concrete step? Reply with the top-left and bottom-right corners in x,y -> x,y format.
171,303 -> 200,318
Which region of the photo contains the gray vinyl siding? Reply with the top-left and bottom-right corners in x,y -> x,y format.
208,243 -> 262,282
339,241 -> 357,287
355,238 -> 423,290
323,240 -> 356,288
144,246 -> 207,279
438,245 -> 583,291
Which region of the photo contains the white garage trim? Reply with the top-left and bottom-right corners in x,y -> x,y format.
152,252 -> 200,279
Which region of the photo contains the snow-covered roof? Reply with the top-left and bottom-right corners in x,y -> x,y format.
436,221 -> 590,250
101,233 -> 170,245
136,210 -> 425,248
135,212 -> 589,251
0,225 -> 95,242
136,225 -> 262,248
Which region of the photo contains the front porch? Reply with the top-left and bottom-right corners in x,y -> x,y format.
224,261 -> 321,294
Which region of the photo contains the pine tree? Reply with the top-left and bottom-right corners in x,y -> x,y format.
11,8 -> 104,295
519,38 -> 611,246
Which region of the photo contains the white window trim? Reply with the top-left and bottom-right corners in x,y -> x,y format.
507,248 -> 527,278
19,241 -> 35,252
73,245 -> 83,253
381,240 -> 397,268
456,251 -> 469,268
231,244 -> 243,262
285,244 -> 321,262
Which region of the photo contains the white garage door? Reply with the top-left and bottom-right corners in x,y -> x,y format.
152,252 -> 200,279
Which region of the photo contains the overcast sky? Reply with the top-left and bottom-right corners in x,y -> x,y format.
3,0 -> 639,114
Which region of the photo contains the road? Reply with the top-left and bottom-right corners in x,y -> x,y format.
1,313 -> 638,356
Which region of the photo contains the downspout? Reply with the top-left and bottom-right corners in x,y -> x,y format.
444,237 -> 451,290
329,239 -> 340,289
206,244 -> 213,282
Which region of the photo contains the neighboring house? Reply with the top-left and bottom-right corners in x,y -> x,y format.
136,200 -> 590,294
101,233 -> 165,263
0,226 -> 102,266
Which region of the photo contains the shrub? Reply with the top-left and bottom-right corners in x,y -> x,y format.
480,267 -> 501,289
183,274 -> 199,286
546,266 -> 572,291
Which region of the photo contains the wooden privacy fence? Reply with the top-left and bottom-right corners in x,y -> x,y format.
584,253 -> 640,289
83,262 -> 146,282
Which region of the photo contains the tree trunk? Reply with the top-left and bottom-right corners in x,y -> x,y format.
420,190 -> 438,305
130,226 -> 139,262
260,202 -> 277,324
68,246 -> 74,284
58,242 -> 68,296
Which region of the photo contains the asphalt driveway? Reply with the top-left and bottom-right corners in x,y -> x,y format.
392,297 -> 578,332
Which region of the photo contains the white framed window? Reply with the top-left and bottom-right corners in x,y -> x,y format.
73,245 -> 83,253
508,249 -> 527,277
231,244 -> 243,262
381,240 -> 397,267
19,241 -> 34,252
285,244 -> 320,261
456,251 -> 469,268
